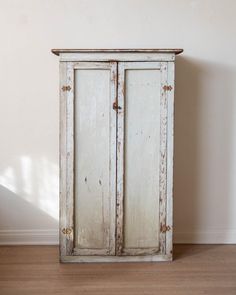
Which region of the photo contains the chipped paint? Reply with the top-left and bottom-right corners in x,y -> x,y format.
56,50 -> 181,262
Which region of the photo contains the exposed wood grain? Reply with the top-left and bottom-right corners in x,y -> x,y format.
166,62 -> 175,257
52,48 -> 184,55
159,62 -> 168,255
0,245 -> 235,295
109,62 -> 118,255
116,62 -> 125,255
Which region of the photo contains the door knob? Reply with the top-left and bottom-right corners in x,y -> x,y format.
113,102 -> 122,111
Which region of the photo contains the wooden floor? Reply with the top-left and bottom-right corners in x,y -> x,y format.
0,245 -> 235,295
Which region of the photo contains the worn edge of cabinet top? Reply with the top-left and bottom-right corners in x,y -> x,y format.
51,48 -> 183,56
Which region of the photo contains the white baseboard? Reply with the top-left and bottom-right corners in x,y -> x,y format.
0,229 -> 235,245
174,229 -> 236,244
0,230 -> 59,245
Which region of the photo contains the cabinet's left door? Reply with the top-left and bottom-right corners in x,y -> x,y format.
60,61 -> 117,259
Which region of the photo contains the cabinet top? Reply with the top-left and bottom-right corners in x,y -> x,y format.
51,48 -> 183,56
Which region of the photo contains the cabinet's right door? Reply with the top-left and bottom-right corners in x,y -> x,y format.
116,61 -> 172,256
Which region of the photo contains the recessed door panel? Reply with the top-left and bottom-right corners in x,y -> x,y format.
124,68 -> 160,251
74,62 -> 117,255
117,62 -> 166,255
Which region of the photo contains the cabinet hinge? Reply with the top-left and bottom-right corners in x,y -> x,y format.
62,227 -> 73,235
160,224 -> 171,233
61,85 -> 71,92
163,85 -> 172,91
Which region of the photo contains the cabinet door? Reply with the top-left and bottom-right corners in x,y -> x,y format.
116,61 -> 170,256
60,61 -> 117,256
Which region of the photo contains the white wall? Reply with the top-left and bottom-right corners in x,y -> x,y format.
0,0 -> 236,244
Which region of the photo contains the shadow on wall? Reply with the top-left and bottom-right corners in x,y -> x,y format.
174,56 -> 235,242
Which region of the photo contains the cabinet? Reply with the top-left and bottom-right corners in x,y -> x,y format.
52,49 -> 183,262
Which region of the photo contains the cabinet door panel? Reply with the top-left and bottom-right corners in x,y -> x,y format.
73,62 -> 117,255
117,62 -> 168,255
124,68 -> 160,251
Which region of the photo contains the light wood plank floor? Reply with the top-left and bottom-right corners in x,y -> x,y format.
0,245 -> 235,295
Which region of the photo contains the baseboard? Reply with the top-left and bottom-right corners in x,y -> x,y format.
0,230 -> 59,245
0,229 -> 235,245
174,229 -> 236,244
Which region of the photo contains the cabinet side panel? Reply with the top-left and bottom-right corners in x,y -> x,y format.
59,61 -> 68,257
166,62 -> 175,258
74,67 -> 114,254
124,67 -> 161,251
60,62 -> 74,257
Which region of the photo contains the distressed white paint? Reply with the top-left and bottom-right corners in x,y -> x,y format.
61,254 -> 172,263
166,61 -> 175,256
59,61 -> 69,257
57,52 -> 176,62
121,62 -> 161,254
57,50 -> 180,262
73,62 -> 117,255
116,61 -> 125,255
159,62 -> 168,254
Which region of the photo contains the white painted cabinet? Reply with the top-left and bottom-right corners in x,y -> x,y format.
52,49 -> 183,262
